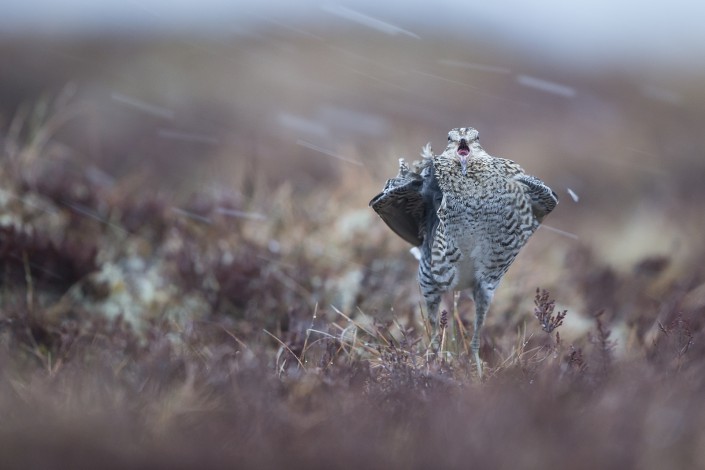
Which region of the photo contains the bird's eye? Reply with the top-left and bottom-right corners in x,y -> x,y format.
447,136 -> 452,142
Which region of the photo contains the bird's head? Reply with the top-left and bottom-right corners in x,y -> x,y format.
445,127 -> 480,175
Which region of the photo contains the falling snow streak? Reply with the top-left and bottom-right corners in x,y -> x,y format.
171,207 -> 212,225
321,4 -> 420,39
296,139 -> 363,166
6,252 -> 65,280
539,224 -> 579,240
110,92 -> 175,120
516,75 -> 576,98
438,59 -> 511,75
215,208 -> 267,221
62,201 -> 129,234
277,113 -> 328,138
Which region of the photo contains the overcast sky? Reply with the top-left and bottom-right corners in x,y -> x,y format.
2,0 -> 703,71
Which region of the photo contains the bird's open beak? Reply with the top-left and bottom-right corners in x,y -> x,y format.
457,139 -> 470,175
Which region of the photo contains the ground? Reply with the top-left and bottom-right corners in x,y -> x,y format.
1,32 -> 705,469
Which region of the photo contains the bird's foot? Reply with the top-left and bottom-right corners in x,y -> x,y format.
474,350 -> 484,381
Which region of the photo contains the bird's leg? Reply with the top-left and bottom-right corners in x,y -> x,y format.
424,292 -> 442,350
449,290 -> 461,351
453,291 -> 460,323
471,285 -> 495,379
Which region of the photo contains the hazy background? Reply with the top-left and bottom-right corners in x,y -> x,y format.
3,0 -> 705,71
2,1 -> 704,316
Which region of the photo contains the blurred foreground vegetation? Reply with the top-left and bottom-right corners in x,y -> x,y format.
1,33 -> 705,468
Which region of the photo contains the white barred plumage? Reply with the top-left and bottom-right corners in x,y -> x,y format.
370,127 -> 558,376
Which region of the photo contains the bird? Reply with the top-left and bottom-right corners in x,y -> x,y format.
370,127 -> 558,376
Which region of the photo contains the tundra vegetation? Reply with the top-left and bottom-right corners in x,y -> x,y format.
1,36 -> 704,469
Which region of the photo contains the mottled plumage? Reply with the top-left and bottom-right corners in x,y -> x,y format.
370,127 -> 557,375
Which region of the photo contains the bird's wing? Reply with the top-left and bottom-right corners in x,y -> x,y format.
369,159 -> 427,246
514,174 -> 559,222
